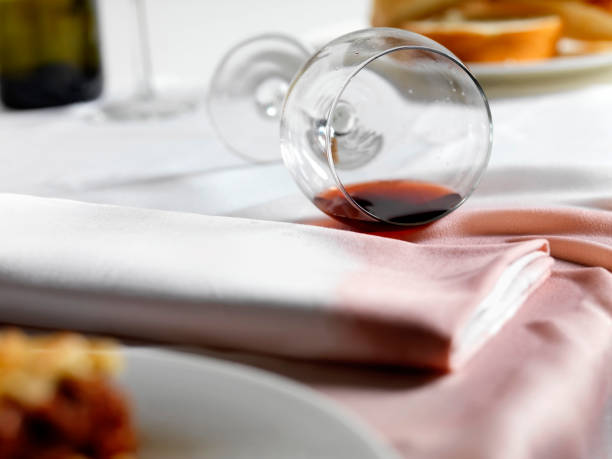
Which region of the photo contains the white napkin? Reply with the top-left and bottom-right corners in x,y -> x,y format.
0,193 -> 552,370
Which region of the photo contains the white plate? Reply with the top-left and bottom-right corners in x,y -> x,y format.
119,348 -> 401,459
469,52 -> 612,80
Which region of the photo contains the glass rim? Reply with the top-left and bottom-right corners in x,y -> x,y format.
323,42 -> 494,226
207,33 -> 311,164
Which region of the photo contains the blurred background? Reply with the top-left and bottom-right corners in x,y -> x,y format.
99,0 -> 369,99
0,0 -> 370,109
0,0 -> 371,218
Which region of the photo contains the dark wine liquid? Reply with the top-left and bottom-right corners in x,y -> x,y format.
314,180 -> 463,226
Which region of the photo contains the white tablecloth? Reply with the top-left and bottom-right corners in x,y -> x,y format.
2,77 -> 611,220
1,0 -> 611,219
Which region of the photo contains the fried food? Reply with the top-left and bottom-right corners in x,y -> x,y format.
589,0 -> 612,12
371,0 -> 612,62
0,330 -> 138,459
520,1 -> 612,40
402,16 -> 562,62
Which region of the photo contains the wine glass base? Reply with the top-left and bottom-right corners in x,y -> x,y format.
95,95 -> 198,121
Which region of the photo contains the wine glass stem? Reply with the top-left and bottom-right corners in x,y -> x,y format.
134,0 -> 155,99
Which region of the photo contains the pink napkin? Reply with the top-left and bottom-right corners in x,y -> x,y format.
230,263 -> 611,459
264,205 -> 611,459
0,194 -> 551,371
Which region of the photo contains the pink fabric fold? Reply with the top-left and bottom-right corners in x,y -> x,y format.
228,264 -> 611,459
310,206 -> 612,269
331,240 -> 553,369
274,205 -> 612,459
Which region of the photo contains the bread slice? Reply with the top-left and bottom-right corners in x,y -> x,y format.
533,1 -> 612,41
459,0 -> 612,41
371,0 -> 467,26
401,15 -> 563,62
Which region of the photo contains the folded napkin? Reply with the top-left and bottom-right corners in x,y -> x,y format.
282,205 -> 610,459
0,193 -> 551,370
229,266 -> 612,459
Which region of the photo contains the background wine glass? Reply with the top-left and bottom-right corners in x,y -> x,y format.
99,0 -> 196,120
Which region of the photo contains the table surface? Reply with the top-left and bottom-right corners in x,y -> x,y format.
2,0 -> 611,219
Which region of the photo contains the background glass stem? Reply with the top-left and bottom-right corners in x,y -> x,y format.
134,0 -> 155,99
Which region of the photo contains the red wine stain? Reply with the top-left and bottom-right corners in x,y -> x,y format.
314,180 -> 463,227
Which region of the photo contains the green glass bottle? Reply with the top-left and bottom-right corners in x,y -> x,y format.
0,0 -> 103,109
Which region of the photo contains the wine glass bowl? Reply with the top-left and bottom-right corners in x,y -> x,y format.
280,28 -> 492,226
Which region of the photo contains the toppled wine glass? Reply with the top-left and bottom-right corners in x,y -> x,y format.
208,28 -> 492,227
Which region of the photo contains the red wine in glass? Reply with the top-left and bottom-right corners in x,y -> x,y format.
314,180 -> 463,226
